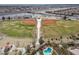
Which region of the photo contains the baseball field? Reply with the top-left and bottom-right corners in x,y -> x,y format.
0,19 -> 79,38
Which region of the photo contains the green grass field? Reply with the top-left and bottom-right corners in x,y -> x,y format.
0,20 -> 35,38
42,20 -> 79,38
0,20 -> 79,38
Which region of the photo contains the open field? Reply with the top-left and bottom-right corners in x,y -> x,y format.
0,19 -> 79,38
42,20 -> 79,38
0,20 -> 35,38
0,20 -> 79,37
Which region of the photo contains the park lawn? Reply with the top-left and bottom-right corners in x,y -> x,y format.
0,20 -> 79,38
0,20 -> 35,38
42,20 -> 79,38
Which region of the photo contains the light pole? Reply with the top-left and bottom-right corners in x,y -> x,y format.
35,17 -> 42,55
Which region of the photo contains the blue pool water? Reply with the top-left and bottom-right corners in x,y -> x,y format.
43,47 -> 53,55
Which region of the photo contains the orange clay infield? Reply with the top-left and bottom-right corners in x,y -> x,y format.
22,18 -> 57,25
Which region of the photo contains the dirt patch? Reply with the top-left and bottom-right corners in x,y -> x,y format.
22,18 -> 57,25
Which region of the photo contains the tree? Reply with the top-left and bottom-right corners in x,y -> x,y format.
63,15 -> 67,20
7,16 -> 11,21
2,16 -> 5,21
68,19 -> 71,21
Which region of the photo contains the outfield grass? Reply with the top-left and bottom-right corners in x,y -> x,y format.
0,20 -> 79,38
0,20 -> 35,38
42,20 -> 79,38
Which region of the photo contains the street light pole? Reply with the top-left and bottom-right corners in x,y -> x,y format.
35,18 -> 42,55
